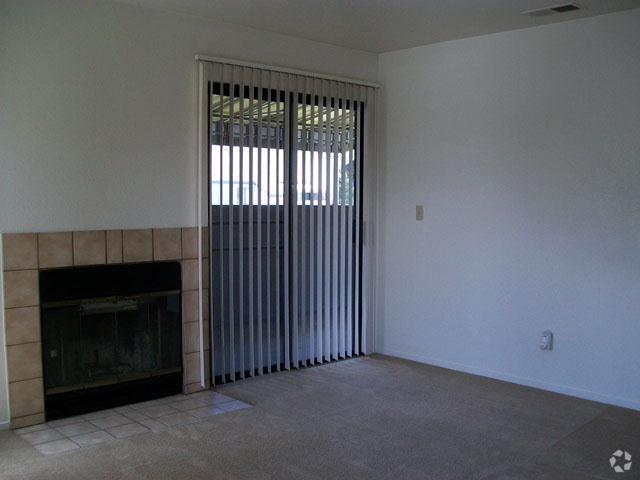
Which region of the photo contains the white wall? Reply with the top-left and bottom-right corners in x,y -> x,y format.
378,10 -> 640,410
0,0 -> 377,425
0,0 -> 377,234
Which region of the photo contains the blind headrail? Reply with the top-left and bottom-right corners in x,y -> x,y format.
195,54 -> 380,89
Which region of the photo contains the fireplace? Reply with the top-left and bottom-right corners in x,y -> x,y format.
40,262 -> 183,420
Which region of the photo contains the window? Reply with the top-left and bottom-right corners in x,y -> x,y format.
210,83 -> 285,206
210,85 -> 359,207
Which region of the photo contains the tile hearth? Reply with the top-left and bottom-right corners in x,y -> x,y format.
13,390 -> 250,455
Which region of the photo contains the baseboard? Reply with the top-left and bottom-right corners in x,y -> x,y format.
379,348 -> 640,411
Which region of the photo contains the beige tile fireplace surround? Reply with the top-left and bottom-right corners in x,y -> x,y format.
2,228 -> 210,429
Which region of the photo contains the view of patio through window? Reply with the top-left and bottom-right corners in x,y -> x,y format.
211,88 -> 357,207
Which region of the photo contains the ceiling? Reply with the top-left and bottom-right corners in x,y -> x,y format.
120,0 -> 640,53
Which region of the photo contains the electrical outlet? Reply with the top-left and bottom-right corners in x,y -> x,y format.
540,330 -> 553,350
416,205 -> 424,221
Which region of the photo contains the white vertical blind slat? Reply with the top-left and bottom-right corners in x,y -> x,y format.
256,70 -> 264,375
238,68 -> 246,378
345,87 -> 354,357
227,66 -> 236,382
291,75 -> 300,368
248,68 -> 256,376
322,80 -> 332,362
217,65 -> 227,380
338,83 -> 347,358
283,72 -> 292,370
275,71 -> 282,371
314,78 -> 323,363
330,81 -> 340,360
306,79 -> 313,364
266,71 -> 273,373
307,81 -> 316,365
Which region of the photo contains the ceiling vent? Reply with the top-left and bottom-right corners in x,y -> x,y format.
523,3 -> 582,17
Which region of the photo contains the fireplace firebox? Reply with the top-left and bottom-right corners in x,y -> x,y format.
40,262 -> 183,420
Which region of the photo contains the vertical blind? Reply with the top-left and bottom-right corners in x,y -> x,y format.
197,60 -> 377,384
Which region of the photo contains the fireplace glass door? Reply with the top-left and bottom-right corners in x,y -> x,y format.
42,292 -> 181,394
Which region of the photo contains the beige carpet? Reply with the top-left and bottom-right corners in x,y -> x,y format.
0,354 -> 638,479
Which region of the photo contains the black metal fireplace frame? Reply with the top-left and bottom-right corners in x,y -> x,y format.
40,262 -> 183,421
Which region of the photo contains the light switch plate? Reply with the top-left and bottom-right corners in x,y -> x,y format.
416,205 -> 424,221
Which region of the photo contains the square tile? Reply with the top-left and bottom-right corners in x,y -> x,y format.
4,270 -> 39,308
15,423 -> 49,435
120,409 -> 150,422
202,258 -> 209,289
189,405 -> 225,419
181,259 -> 199,291
4,306 -> 40,346
20,428 -> 63,445
71,430 -> 115,447
211,393 -> 235,405
168,397 -> 210,411
11,413 -> 45,429
183,390 -> 216,402
106,422 -> 150,439
160,394 -> 190,404
202,227 -> 209,259
220,401 -> 250,413
7,342 -> 42,382
137,418 -> 166,433
183,382 -> 208,395
136,404 -> 179,418
9,378 -> 44,418
180,260 -> 209,293
73,231 -> 106,266
153,228 -> 181,260
157,412 -> 199,427
184,352 -> 209,385
106,230 -> 123,264
89,414 -> 131,429
38,232 -> 73,268
35,439 -> 79,455
181,290 -> 198,323
2,233 -> 38,270
181,227 -> 208,260
181,227 -> 198,260
47,416 -> 86,428
55,421 -> 99,437
182,291 -> 210,325
183,322 -> 201,354
122,230 -> 152,263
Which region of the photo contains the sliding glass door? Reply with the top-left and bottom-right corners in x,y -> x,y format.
207,65 -> 368,383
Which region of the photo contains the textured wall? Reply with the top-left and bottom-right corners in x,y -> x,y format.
378,10 -> 640,409
0,0 -> 377,234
